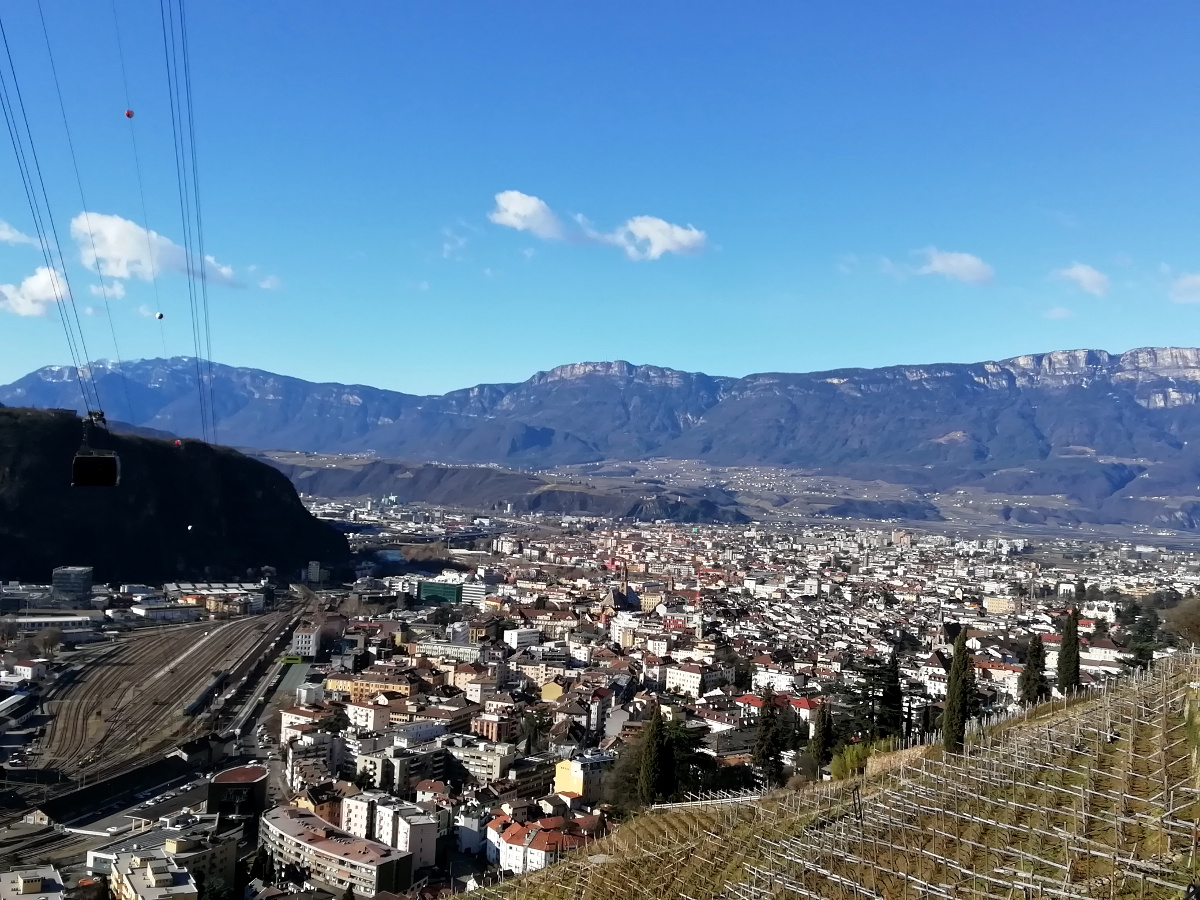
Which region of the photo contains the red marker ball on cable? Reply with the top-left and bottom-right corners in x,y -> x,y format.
124,109 -> 134,119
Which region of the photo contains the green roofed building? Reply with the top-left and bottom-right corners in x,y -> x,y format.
418,582 -> 462,604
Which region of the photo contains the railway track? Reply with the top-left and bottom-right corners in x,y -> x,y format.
35,606 -> 301,786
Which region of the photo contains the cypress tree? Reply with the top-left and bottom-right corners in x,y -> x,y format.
1058,608 -> 1081,695
918,702 -> 937,737
1018,633 -> 1050,705
810,700 -> 834,766
753,688 -> 785,786
658,719 -> 678,801
637,704 -> 665,806
941,629 -> 973,753
876,652 -> 903,739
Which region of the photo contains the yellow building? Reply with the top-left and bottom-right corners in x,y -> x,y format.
553,752 -> 613,805
540,680 -> 567,702
323,673 -> 355,697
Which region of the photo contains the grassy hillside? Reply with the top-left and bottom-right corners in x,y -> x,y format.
478,654 -> 1200,900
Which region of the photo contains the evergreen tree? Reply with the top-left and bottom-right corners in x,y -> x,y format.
658,717 -> 678,800
789,715 -> 809,752
875,652 -> 903,738
918,702 -> 937,737
753,688 -> 785,786
1018,633 -> 1050,705
637,704 -> 665,805
1058,608 -> 1082,695
941,629 -> 974,753
1074,579 -> 1087,604
810,700 -> 834,766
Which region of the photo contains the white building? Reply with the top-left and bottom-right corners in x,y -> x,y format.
291,623 -> 319,658
346,702 -> 390,732
462,583 -> 487,610
374,796 -> 437,870
664,663 -> 727,698
341,792 -> 385,840
503,628 -> 542,650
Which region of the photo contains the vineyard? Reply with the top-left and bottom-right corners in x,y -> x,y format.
475,653 -> 1200,900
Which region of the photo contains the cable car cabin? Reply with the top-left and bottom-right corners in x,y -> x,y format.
72,451 -> 121,488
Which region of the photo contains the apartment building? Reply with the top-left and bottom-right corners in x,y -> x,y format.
356,745 -> 445,796
554,752 -> 614,805
259,807 -> 411,896
374,796 -> 437,870
109,851 -> 197,900
437,734 -> 517,786
291,623 -> 319,658
664,663 -> 727,698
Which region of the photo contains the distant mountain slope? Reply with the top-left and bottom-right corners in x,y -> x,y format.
259,453 -> 749,524
9,349 -> 1200,528
7,349 -> 1200,469
0,406 -> 350,583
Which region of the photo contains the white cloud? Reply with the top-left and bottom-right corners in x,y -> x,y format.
1044,307 -> 1072,319
441,227 -> 468,259
916,247 -> 994,284
490,190 -> 707,261
522,247 -> 536,259
137,304 -> 157,318
1170,274 -> 1200,304
258,275 -> 282,290
603,215 -> 707,261
488,191 -> 563,240
72,211 -> 183,280
88,282 -> 126,299
203,254 -> 235,282
0,266 -> 65,316
1055,262 -> 1108,296
71,212 -> 236,285
0,219 -> 35,246
836,253 -> 859,274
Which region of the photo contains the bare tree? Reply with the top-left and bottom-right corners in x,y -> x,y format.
33,627 -> 63,658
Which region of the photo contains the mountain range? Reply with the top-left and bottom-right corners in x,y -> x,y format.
9,348 -> 1200,530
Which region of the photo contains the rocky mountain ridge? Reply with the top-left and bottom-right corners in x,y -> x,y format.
9,349 -> 1200,530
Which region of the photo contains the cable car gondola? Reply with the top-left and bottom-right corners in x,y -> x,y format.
71,412 -> 121,488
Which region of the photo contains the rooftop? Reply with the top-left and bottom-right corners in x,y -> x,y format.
262,806 -> 401,867
213,764 -> 268,784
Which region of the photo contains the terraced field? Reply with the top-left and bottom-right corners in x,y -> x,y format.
477,654 -> 1200,900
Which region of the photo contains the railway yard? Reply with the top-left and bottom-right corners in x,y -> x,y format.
28,599 -> 308,791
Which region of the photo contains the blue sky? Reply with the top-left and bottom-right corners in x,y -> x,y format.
1,2 -> 1200,396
